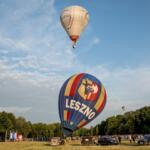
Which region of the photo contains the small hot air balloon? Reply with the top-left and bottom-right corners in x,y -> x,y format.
58,73 -> 107,136
60,5 -> 89,48
121,106 -> 125,111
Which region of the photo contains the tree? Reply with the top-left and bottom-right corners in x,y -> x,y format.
0,112 -> 13,141
95,106 -> 150,135
15,117 -> 31,138
98,121 -> 107,135
0,106 -> 149,139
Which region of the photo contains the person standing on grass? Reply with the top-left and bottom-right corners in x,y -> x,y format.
118,135 -> 122,144
131,134 -> 135,143
128,135 -> 132,143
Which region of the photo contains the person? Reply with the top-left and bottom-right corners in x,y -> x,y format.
118,135 -> 122,144
131,134 -> 135,143
128,135 -> 132,143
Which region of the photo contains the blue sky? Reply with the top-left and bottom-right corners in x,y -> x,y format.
0,0 -> 150,126
56,0 -> 150,67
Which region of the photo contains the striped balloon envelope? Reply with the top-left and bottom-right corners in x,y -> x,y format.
58,73 -> 107,136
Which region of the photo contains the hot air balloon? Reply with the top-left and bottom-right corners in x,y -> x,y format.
60,5 -> 89,48
121,106 -> 125,111
58,73 -> 107,136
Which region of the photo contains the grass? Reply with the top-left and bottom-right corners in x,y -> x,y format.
0,141 -> 150,150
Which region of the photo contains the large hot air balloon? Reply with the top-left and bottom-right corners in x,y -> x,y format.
58,73 -> 107,136
60,5 -> 89,48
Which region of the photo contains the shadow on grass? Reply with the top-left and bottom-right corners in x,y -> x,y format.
43,143 -> 66,147
43,142 -> 140,147
72,143 -> 140,147
70,144 -> 81,146
44,143 -> 50,146
70,144 -> 99,147
120,142 -> 139,146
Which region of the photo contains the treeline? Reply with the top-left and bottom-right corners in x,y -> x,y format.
0,112 -> 62,139
0,106 -> 150,140
93,106 -> 150,135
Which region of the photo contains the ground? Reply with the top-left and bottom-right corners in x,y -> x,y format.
0,141 -> 150,150
0,142 -> 150,150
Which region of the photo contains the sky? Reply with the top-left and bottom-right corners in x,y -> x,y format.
0,0 -> 150,126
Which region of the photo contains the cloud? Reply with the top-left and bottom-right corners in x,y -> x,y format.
0,35 -> 30,51
0,60 -> 62,122
86,66 -> 150,125
1,58 -> 150,124
0,106 -> 31,113
76,36 -> 101,54
0,0 -> 149,124
92,37 -> 101,44
0,0 -> 79,75
90,65 -> 150,102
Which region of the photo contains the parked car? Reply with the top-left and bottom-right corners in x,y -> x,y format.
0,132 -> 5,142
49,137 -> 65,146
97,136 -> 119,145
81,136 -> 95,145
138,135 -> 150,145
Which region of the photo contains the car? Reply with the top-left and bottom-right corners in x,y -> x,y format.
138,135 -> 150,145
97,136 -> 119,145
0,132 -> 5,142
81,136 -> 95,145
49,137 -> 65,146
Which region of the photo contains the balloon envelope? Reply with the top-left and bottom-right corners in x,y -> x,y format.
122,106 -> 125,111
60,5 -> 89,46
58,73 -> 107,136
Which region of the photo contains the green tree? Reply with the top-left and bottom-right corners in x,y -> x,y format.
0,112 -> 13,141
15,117 -> 31,138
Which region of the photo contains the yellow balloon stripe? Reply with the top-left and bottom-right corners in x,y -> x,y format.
94,84 -> 105,110
77,119 -> 87,128
64,75 -> 77,96
64,110 -> 68,121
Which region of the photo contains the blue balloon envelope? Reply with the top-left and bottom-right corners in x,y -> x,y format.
58,73 -> 107,136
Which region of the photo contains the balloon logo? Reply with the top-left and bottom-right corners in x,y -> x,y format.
58,73 -> 107,136
60,5 -> 89,48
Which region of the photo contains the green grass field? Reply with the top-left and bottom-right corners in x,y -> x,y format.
0,141 -> 150,150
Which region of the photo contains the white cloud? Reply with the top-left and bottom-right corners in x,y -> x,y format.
0,0 -> 149,124
0,58 -> 150,124
0,0 -> 78,74
0,35 -> 30,51
92,66 -> 150,101
92,37 -> 100,44
0,106 -> 31,113
86,66 -> 150,125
